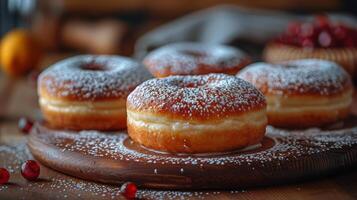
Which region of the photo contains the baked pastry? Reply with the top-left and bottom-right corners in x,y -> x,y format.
143,42 -> 251,78
237,59 -> 353,128
264,16 -> 357,79
38,55 -> 151,130
127,73 -> 267,153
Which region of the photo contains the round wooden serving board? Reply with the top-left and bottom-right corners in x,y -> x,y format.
28,120 -> 357,190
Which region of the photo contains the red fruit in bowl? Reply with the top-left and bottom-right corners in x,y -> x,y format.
302,38 -> 315,48
0,168 -> 10,184
287,22 -> 301,35
276,15 -> 356,48
21,160 -> 40,181
318,31 -> 333,47
334,25 -> 347,40
300,23 -> 314,37
315,15 -> 330,28
343,37 -> 355,47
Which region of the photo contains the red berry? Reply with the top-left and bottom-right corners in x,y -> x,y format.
287,22 -> 301,35
318,31 -> 332,47
21,160 -> 40,181
334,25 -> 347,40
276,15 -> 357,48
18,117 -> 33,134
300,23 -> 314,37
120,182 -> 137,199
302,38 -> 314,48
315,15 -> 330,28
343,37 -> 355,47
0,168 -> 10,184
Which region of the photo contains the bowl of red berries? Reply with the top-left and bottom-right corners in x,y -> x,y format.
263,15 -> 357,79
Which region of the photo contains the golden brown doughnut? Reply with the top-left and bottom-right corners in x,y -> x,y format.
38,55 -> 152,130
127,74 -> 267,153
238,59 -> 353,128
143,42 -> 251,78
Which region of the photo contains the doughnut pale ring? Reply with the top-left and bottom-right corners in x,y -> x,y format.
143,42 -> 251,78
38,55 -> 152,130
238,59 -> 353,128
127,74 -> 267,153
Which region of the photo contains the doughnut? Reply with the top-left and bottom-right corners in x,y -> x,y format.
237,59 -> 353,128
127,73 -> 267,153
38,55 -> 152,130
143,42 -> 251,78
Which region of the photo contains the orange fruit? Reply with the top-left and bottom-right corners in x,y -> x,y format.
0,29 -> 42,77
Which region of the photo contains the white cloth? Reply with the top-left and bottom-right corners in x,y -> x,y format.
135,5 -> 357,60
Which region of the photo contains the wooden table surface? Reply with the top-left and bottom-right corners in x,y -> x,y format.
0,55 -> 356,200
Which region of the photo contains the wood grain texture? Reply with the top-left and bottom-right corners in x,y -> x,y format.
28,121 -> 357,190
1,141 -> 357,200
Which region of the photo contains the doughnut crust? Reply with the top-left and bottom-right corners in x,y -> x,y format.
238,59 -> 353,128
143,42 -> 251,78
127,74 -> 267,153
38,55 -> 151,130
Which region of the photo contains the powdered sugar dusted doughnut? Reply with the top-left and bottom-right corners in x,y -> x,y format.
143,42 -> 251,77
38,55 -> 152,130
238,59 -> 353,128
127,73 -> 267,153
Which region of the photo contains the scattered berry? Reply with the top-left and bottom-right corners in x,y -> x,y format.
0,168 -> 10,184
21,160 -> 40,181
120,182 -> 137,199
18,117 -> 33,134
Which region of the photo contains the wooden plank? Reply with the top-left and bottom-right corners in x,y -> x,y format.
27,122 -> 357,190
1,137 -> 357,200
0,142 -> 356,200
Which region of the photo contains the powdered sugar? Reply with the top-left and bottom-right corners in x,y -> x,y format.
238,59 -> 351,95
34,124 -> 357,167
0,142 -> 229,199
0,143 -> 32,173
127,74 -> 266,119
38,55 -> 152,100
144,42 -> 249,75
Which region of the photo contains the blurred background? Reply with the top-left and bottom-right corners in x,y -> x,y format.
0,0 -> 356,76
